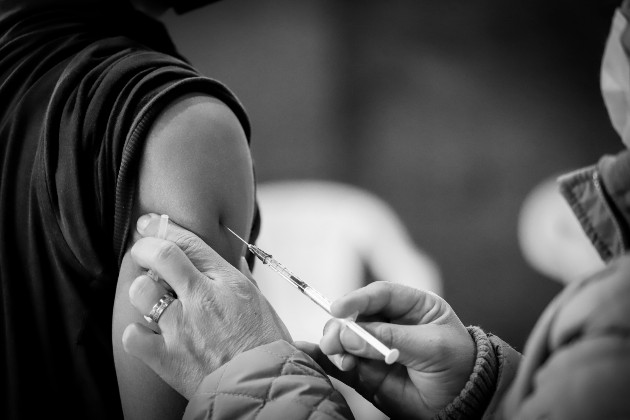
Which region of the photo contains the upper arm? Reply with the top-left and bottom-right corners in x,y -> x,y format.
112,94 -> 255,419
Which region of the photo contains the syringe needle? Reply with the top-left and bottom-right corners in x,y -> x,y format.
223,224 -> 400,365
224,225 -> 248,245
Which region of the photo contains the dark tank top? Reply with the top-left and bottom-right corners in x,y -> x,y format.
0,3 -> 257,418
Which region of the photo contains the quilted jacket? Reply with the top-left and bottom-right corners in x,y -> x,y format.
183,340 -> 353,420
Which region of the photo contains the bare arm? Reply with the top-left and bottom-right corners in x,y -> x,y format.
112,94 -> 255,419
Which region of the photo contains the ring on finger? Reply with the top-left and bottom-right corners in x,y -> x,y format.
144,293 -> 176,324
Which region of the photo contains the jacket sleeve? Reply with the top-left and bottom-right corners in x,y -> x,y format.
182,340 -> 354,420
434,327 -> 522,419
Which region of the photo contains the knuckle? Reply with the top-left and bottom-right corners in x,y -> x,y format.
375,323 -> 396,348
175,233 -> 200,255
194,284 -> 219,312
230,273 -> 257,295
365,280 -> 393,297
209,258 -> 234,276
186,273 -> 211,299
214,263 -> 234,278
153,240 -> 179,263
370,280 -> 391,291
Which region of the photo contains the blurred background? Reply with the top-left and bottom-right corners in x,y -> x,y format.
164,0 -> 620,372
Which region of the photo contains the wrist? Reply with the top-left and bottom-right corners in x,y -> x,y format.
433,326 -> 499,419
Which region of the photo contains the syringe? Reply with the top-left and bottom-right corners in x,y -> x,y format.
225,226 -> 400,365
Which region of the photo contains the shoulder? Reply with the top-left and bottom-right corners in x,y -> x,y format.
134,93 -> 256,266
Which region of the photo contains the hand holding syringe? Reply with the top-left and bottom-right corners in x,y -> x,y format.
225,226 -> 400,365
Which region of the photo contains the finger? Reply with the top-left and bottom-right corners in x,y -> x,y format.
131,236 -> 209,301
300,340 -> 357,372
136,214 -> 233,274
330,281 -> 436,323
297,340 -> 398,407
319,318 -> 345,355
129,274 -> 180,330
338,321 -> 428,366
122,322 -> 166,373
294,341 -> 360,386
328,353 -> 357,371
129,274 -> 169,315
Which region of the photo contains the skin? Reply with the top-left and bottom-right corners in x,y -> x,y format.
297,282 -> 476,419
122,215 -> 291,400
123,215 -> 478,420
112,94 -> 257,419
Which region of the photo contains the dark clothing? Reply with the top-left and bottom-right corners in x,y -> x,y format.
0,4 -> 254,419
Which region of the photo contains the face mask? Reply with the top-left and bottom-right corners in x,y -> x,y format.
173,0 -> 221,14
601,9 -> 630,147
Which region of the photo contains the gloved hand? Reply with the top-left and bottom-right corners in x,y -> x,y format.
296,282 -> 474,419
122,213 -> 291,399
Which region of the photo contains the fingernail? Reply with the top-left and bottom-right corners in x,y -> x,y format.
137,215 -> 151,231
146,269 -> 158,282
331,353 -> 346,370
341,326 -> 364,351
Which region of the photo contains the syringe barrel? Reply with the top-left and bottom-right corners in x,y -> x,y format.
303,286 -> 332,314
265,256 -> 310,291
343,320 -> 400,364
250,244 -> 400,365
265,256 -> 333,313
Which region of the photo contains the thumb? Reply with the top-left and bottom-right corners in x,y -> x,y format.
122,323 -> 166,373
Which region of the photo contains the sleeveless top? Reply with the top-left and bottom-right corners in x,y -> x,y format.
0,3 -> 258,418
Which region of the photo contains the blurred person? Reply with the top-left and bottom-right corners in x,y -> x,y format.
0,0 -> 262,419
254,180 -> 441,419
518,175 -> 605,284
123,2 -> 630,419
